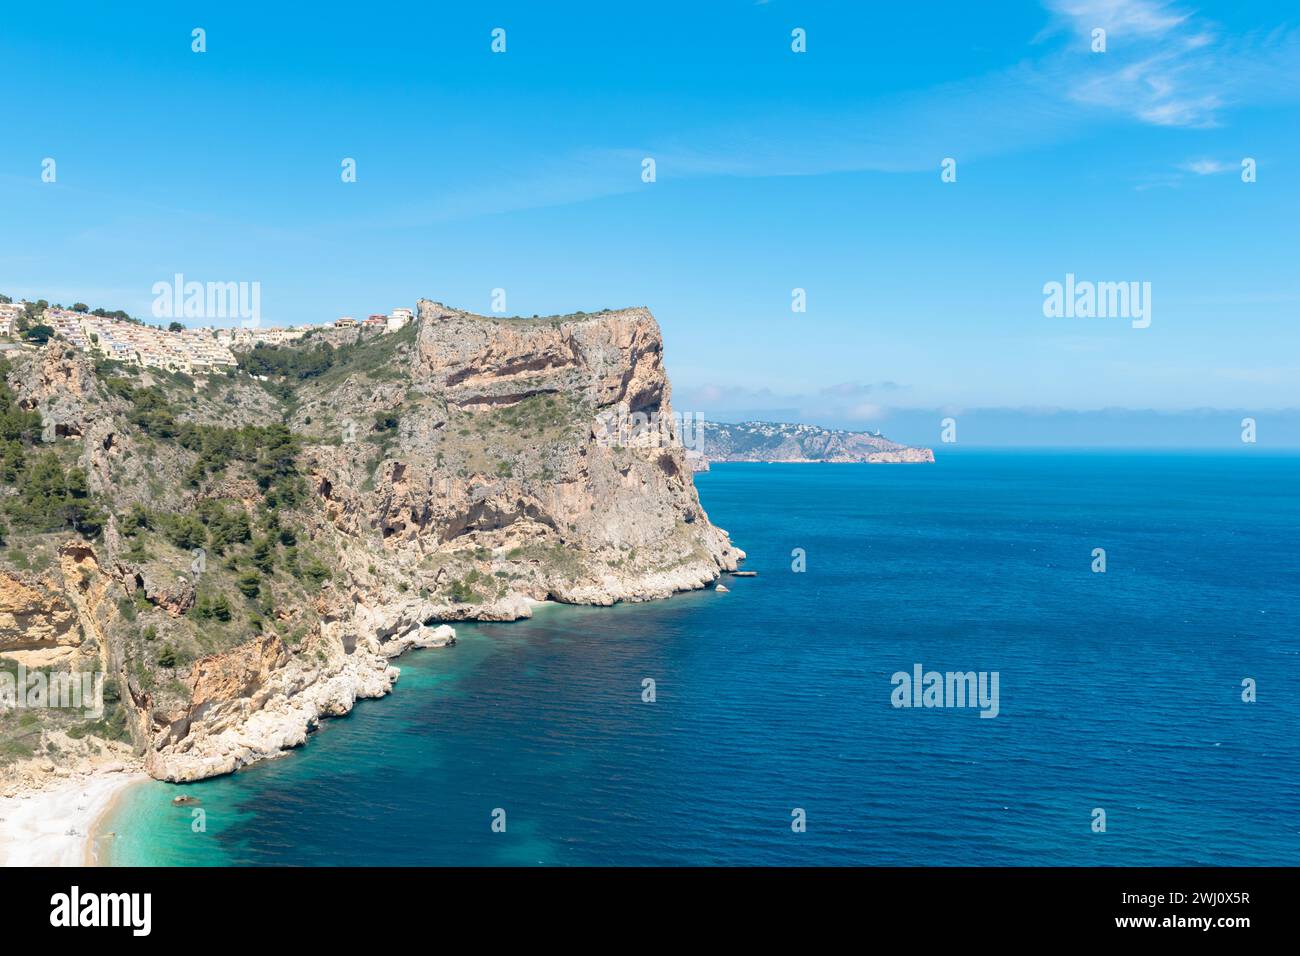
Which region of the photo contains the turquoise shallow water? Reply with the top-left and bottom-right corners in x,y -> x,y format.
99,451 -> 1300,865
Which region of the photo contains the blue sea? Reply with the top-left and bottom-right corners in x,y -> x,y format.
98,451 -> 1300,866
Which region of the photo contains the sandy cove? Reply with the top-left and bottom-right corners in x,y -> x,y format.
0,754 -> 146,867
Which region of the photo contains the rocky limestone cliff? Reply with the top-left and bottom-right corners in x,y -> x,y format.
0,301 -> 743,783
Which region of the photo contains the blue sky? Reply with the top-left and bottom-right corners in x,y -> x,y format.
2,1 -> 1298,446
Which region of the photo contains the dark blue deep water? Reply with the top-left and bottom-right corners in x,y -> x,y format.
101,452 -> 1300,865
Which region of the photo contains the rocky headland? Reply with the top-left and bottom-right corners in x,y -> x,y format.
0,300 -> 743,786
696,420 -> 935,466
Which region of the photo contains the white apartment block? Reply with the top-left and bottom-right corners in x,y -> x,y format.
41,309 -> 238,374
0,303 -> 23,337
6,299 -> 417,369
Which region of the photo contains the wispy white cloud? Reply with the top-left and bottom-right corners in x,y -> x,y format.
343,0 -> 1300,228
1180,158 -> 1235,175
1044,0 -> 1300,127
1043,0 -> 1188,38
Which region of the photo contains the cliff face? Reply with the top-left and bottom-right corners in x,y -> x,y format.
0,570 -> 81,658
298,302 -> 740,617
0,302 -> 743,783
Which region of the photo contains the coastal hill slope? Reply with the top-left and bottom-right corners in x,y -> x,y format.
698,420 -> 934,465
0,300 -> 742,783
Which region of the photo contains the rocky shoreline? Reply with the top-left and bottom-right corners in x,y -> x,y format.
3,564 -> 737,868
143,553 -> 742,784
146,614 -> 458,783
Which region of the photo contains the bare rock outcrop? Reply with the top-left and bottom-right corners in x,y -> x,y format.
0,572 -> 80,653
